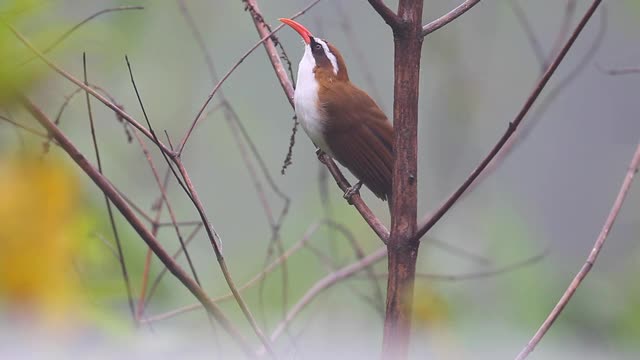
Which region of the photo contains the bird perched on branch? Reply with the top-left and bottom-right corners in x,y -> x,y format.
280,18 -> 394,203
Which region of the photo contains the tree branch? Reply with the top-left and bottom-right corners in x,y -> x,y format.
414,0 -> 603,242
516,139 -> 640,359
5,24 -> 174,157
422,0 -> 481,36
82,54 -> 136,325
260,247 -> 388,353
243,0 -> 295,103
382,1 -> 424,358
318,153 -> 390,241
598,65 -> 640,76
368,0 -> 403,30
18,94 -> 254,357
173,160 -> 276,357
20,6 -> 144,66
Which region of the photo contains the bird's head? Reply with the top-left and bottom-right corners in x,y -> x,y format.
279,18 -> 349,83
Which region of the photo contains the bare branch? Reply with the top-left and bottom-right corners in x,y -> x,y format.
547,1 -> 577,69
242,0 -> 294,103
516,139 -> 640,359
143,224 -> 202,308
422,0 -> 481,36
0,114 -> 49,138
507,0 -> 545,65
368,0 -> 403,30
460,1 -> 598,204
261,247 -> 388,352
177,0 -> 321,154
82,53 -> 137,325
5,24 -> 174,156
142,220 -> 335,323
333,1 -> 386,109
597,65 -> 640,76
414,0 -> 603,242
414,249 -> 547,281
18,94 -> 254,356
124,56 -> 202,289
173,161 -> 276,356
318,153 -> 390,241
20,6 -> 144,65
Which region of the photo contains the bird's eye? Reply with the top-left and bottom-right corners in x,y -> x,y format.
313,43 -> 322,51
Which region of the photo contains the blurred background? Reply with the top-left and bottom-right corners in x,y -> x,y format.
0,0 -> 639,358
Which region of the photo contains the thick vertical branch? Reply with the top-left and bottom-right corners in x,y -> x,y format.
382,1 -> 424,359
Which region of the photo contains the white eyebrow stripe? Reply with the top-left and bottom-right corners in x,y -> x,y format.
317,39 -> 338,75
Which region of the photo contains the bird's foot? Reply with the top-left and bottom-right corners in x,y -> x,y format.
343,181 -> 363,204
315,148 -> 326,159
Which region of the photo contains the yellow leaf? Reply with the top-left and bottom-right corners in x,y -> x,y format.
0,153 -> 84,325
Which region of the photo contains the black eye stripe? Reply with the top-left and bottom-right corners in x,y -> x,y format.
310,38 -> 323,52
310,37 -> 332,70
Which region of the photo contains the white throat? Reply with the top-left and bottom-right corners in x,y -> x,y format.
293,44 -> 333,155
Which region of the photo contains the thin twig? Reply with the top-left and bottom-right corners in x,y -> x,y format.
507,0 -> 545,66
597,65 -> 640,76
334,1 -> 386,109
157,220 -> 202,227
82,53 -> 137,325
318,153 -> 390,241
19,94 -> 254,356
142,220 -> 333,323
415,0 -> 603,242
422,0 -> 481,36
412,249 -> 547,281
546,1 -> 577,70
458,1 -> 597,203
116,187 -> 155,224
20,6 -> 144,65
0,114 -> 49,138
328,221 -> 385,314
173,161 -> 276,357
5,24 -> 174,156
124,56 -> 192,199
136,167 -> 170,321
428,238 -> 491,265
261,247 -> 388,352
516,139 -> 640,359
124,56 -> 202,289
177,0 -> 322,154
303,242 -> 382,315
144,223 -> 203,308
516,3 -> 604,145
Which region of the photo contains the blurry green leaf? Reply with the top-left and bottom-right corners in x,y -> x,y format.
0,0 -> 53,105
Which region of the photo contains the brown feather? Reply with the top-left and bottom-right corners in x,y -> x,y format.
308,39 -> 394,200
318,80 -> 394,200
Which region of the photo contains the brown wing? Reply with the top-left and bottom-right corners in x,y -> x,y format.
320,82 -> 393,200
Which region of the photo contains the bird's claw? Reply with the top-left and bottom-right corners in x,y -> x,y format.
315,148 -> 325,159
343,181 -> 363,204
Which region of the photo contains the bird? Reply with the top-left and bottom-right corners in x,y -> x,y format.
279,18 -> 394,203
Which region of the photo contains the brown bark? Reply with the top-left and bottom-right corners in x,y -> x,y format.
382,0 -> 424,359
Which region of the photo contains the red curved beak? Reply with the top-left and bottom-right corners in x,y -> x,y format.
279,18 -> 312,44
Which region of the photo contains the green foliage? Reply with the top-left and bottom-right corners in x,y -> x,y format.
0,0 -> 52,104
